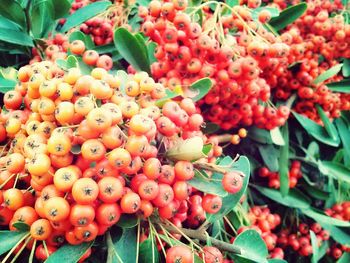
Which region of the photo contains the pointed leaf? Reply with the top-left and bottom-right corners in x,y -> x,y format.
279,123 -> 289,197
320,224 -> 350,245
316,105 -> 340,144
301,208 -> 350,227
139,236 -> 160,263
327,79 -> 350,93
269,3 -> 307,31
60,1 -> 112,32
187,78 -> 213,102
292,111 -> 340,146
0,28 -> 33,47
0,231 -> 28,256
254,186 -> 311,209
12,222 -> 30,232
335,118 -> 350,166
313,64 -> 343,84
321,161 -> 350,183
155,88 -> 182,107
0,0 -> 26,29
258,144 -> 279,172
114,27 -> 150,74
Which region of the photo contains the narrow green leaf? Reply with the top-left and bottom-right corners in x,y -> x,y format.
248,126 -> 273,144
0,77 -> 16,93
270,127 -> 285,146
147,42 -> 157,64
301,208 -> 350,227
338,252 -> 350,263
292,111 -> 340,147
0,28 -> 33,47
139,236 -> 160,263
321,161 -> 350,183
327,79 -> 350,93
114,27 -> 150,74
0,15 -> 21,30
188,171 -> 228,197
254,186 -> 311,209
320,224 -> 350,245
50,0 -> 71,19
60,1 -> 112,32
69,31 -> 94,50
0,0 -> 26,29
258,144 -> 279,172
310,231 -> 318,263
12,222 -> 30,232
301,183 -> 330,201
188,78 -> 213,102
110,228 -> 137,263
279,123 -> 289,197
45,242 -> 93,263
269,3 -> 307,31
232,230 -> 268,263
335,118 -> 350,166
316,105 -> 340,144
207,156 -> 250,223
313,64 -> 343,85
31,0 -> 55,38
0,231 -> 28,256
343,58 -> 350,77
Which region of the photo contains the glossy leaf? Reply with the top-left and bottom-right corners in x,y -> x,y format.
0,77 -> 16,93
139,236 -> 160,263
69,31 -> 94,50
335,118 -> 350,166
270,127 -> 285,146
292,111 -> 340,147
188,171 -> 228,197
254,186 -> 311,209
0,28 -> 33,47
0,231 -> 28,256
279,123 -> 289,197
301,208 -> 350,227
107,228 -> 137,263
0,0 -> 26,29
321,161 -> 350,183
320,224 -> 350,245
12,222 -> 30,232
60,1 -> 112,32
114,27 -> 150,74
207,156 -> 250,222
31,0 -> 55,38
50,0 -> 71,19
269,3 -> 307,31
316,105 -> 340,144
0,15 -> 21,30
45,242 -> 93,263
258,144 -> 279,172
232,230 -> 268,263
310,231 -> 318,263
302,183 -> 330,200
327,79 -> 350,93
313,63 -> 343,84
187,78 -> 213,102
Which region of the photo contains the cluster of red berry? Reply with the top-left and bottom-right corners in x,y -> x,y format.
138,0 -> 291,130
258,160 -> 302,189
263,0 -> 350,124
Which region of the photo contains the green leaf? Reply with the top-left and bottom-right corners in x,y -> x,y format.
94,43 -> 115,54
316,105 -> 340,144
335,118 -> 350,166
338,252 -> 350,263
155,89 -> 181,107
321,161 -> 350,183
0,0 -> 26,29
114,27 -> 150,74
202,122 -> 220,134
292,111 -> 340,147
258,144 -> 279,172
46,242 -> 93,263
187,78 -> 213,102
207,156 -> 250,223
313,64 -> 343,85
0,15 -> 21,30
310,231 -> 318,263
147,42 -> 157,64
232,230 -> 268,263
12,222 -> 30,231
327,79 -> 350,93
270,127 -> 285,146
50,0 -> 71,19
116,214 -> 138,228
343,58 -> 350,77
139,236 -> 160,263
188,171 -> 228,197
202,144 -> 212,156
268,260 -> 287,263
279,123 -> 289,197
269,3 -> 307,31
69,31 -> 94,50
60,1 -> 112,32
0,231 -> 28,256
301,183 -> 330,200
0,77 -> 16,93
56,59 -> 68,70
254,186 -> 311,209
31,0 -> 55,38
0,28 -> 33,47
248,127 -> 273,144
320,224 -> 350,245
108,228 -> 137,263
301,208 -> 350,227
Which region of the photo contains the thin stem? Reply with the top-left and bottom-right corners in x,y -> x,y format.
2,233 -> 30,263
9,237 -> 32,263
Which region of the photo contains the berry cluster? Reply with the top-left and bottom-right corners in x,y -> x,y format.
0,40 -> 246,260
325,201 -> 350,221
258,160 -> 302,189
139,0 -> 291,130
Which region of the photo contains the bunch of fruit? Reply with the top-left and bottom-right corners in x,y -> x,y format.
139,0 -> 291,130
258,160 -> 302,189
0,36 -> 248,261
